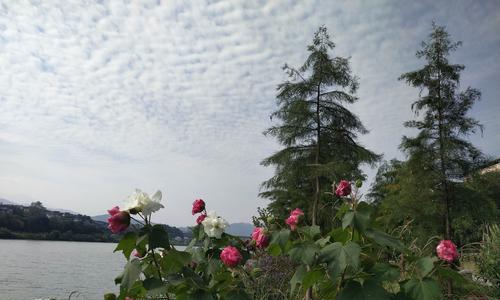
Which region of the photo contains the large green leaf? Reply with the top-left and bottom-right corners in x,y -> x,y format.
329,227 -> 350,243
365,229 -> 405,251
302,269 -> 325,290
149,225 -> 171,250
290,264 -> 307,294
371,263 -> 400,283
288,242 -> 320,265
403,278 -> 441,300
435,266 -> 466,285
271,229 -> 290,248
120,259 -> 142,292
225,290 -> 252,300
143,278 -> 168,297
414,257 -> 436,278
342,203 -> 372,234
160,249 -> 192,274
114,232 -> 138,260
176,290 -> 214,300
298,225 -> 321,239
337,280 -> 391,300
319,241 -> 361,278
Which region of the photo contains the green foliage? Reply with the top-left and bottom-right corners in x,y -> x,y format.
108,190 -> 468,300
260,25 -> 379,228
337,280 -> 391,300
477,224 -> 500,286
0,202 -> 116,242
371,158 -> 499,246
398,22 -> 485,240
114,232 -> 137,260
402,278 -> 441,300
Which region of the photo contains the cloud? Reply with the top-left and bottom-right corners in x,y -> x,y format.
0,0 -> 499,226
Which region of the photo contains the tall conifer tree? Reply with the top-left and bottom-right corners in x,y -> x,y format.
399,23 -> 483,239
261,26 -> 379,226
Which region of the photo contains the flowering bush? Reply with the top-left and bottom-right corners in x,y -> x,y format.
106,183 -> 465,300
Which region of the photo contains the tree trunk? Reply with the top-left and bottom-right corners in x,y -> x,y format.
312,83 -> 321,226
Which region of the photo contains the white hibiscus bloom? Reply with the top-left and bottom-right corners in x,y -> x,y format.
124,189 -> 164,216
141,190 -> 164,217
201,211 -> 229,239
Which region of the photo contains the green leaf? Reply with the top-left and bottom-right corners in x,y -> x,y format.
288,242 -> 319,265
403,278 -> 441,300
267,243 -> 282,256
436,266 -> 466,285
302,269 -> 324,290
330,227 -> 350,243
320,241 -> 361,279
114,232 -> 138,260
104,293 -> 117,300
120,259 -> 142,292
298,225 -> 321,239
160,249 -> 192,274
149,225 -> 171,250
143,278 -> 167,297
225,290 -> 252,300
342,204 -> 372,234
365,229 -> 405,251
415,257 -> 436,278
371,263 -> 400,283
337,280 -> 390,300
270,229 -> 290,248
290,264 -> 307,294
315,236 -> 331,247
176,290 -> 214,300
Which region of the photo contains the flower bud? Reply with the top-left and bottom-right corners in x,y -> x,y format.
355,179 -> 363,188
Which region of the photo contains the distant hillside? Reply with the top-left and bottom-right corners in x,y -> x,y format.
92,215 -> 185,239
91,214 -> 111,223
0,202 -> 115,242
226,222 -> 254,237
0,198 -> 17,205
179,223 -> 254,237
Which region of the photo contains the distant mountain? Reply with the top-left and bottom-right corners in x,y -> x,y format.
226,223 -> 254,237
177,223 -> 254,237
48,207 -> 81,215
0,198 -> 79,215
91,214 -> 185,239
92,214 -> 141,226
0,198 -> 17,205
91,214 -> 110,223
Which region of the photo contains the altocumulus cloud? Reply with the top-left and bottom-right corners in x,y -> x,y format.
0,0 -> 499,226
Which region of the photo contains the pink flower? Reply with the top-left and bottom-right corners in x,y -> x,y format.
192,199 -> 205,215
251,227 -> 269,248
285,208 -> 304,231
220,246 -> 242,267
335,180 -> 352,197
196,213 -> 207,224
132,249 -> 143,258
436,240 -> 459,262
107,206 -> 120,216
107,206 -> 131,233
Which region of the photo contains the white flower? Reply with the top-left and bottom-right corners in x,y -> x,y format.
201,211 -> 229,239
124,189 -> 164,216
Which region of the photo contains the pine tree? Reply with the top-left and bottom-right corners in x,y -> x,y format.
261,26 -> 379,226
399,23 -> 483,239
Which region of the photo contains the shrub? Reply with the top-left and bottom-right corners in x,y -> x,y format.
477,224 -> 500,287
104,183 -> 471,300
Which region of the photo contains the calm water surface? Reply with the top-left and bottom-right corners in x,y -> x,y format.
0,239 -> 185,300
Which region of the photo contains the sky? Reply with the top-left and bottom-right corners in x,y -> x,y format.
0,0 -> 499,227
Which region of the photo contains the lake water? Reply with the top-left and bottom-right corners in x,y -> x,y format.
0,239 -> 186,300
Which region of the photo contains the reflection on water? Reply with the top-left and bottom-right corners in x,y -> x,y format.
0,240 -> 186,300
